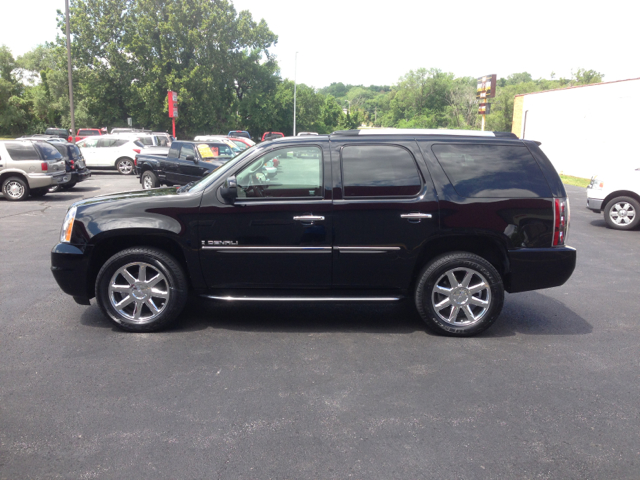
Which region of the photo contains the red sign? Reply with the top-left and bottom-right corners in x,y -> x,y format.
168,91 -> 178,118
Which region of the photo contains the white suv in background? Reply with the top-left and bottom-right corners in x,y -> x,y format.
587,168 -> 640,230
77,136 -> 145,175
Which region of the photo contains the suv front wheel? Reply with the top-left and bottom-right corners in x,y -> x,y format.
95,247 -> 188,332
415,252 -> 504,337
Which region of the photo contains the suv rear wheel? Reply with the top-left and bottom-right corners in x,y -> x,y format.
116,157 -> 135,175
604,196 -> 639,230
2,176 -> 30,201
415,252 -> 504,336
95,247 -> 188,332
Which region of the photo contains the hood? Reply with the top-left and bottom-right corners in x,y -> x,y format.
72,187 -> 180,208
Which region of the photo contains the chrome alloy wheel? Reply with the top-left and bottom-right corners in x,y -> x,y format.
431,267 -> 491,327
117,159 -> 134,174
609,201 -> 636,225
5,181 -> 25,199
142,174 -> 153,189
108,262 -> 170,323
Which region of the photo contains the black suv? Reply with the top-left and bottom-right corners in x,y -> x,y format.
51,129 -> 575,336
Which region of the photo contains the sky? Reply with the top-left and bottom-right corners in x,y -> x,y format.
1,0 -> 639,89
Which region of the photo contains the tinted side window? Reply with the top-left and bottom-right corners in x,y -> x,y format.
35,142 -> 63,160
53,144 -> 67,156
139,136 -> 153,145
431,144 -> 552,198
69,146 -> 82,160
79,130 -> 99,136
168,145 -> 180,158
179,144 -> 195,160
5,142 -> 40,161
114,139 -> 128,147
98,138 -> 118,148
341,145 -> 422,197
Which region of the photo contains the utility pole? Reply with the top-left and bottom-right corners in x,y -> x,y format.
65,0 -> 76,143
293,52 -> 298,136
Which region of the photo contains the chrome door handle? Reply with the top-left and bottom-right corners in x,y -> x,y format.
294,215 -> 325,222
400,213 -> 432,219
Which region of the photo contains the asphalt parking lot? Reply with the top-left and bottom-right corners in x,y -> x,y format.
1,175 -> 639,479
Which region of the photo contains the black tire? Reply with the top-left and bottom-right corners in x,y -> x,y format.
2,176 -> 30,201
116,157 -> 135,175
415,252 -> 504,337
30,187 -> 49,197
63,180 -> 78,190
141,170 -> 159,190
95,247 -> 189,332
603,196 -> 640,230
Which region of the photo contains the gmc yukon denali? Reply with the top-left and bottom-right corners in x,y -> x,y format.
51,129 -> 576,336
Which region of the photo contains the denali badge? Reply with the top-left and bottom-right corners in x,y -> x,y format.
201,240 -> 239,246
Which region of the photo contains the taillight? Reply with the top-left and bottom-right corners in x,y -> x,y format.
134,157 -> 138,166
41,162 -> 48,171
133,148 -> 141,154
553,198 -> 570,246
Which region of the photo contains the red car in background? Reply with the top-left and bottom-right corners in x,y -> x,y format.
261,131 -> 285,142
68,128 -> 105,143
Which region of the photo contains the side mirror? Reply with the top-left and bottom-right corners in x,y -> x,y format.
220,175 -> 238,202
186,154 -> 197,163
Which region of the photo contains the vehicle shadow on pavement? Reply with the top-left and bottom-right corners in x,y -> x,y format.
79,291 -> 592,337
589,219 -> 608,229
485,291 -> 592,337
79,298 -> 427,334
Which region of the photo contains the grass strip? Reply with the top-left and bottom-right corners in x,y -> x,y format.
560,174 -> 590,188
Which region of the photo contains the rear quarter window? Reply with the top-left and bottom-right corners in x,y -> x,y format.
431,144 -> 552,198
4,142 -> 40,161
35,142 -> 63,160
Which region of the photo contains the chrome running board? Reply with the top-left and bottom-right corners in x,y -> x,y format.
202,295 -> 401,302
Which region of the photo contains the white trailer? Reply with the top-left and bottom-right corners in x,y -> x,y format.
511,78 -> 640,179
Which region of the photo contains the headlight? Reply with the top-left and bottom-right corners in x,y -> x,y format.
589,176 -> 604,189
60,206 -> 77,243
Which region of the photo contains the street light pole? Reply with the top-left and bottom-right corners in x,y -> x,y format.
65,0 -> 76,143
293,51 -> 298,137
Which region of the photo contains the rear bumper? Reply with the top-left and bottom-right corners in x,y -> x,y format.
51,243 -> 93,299
506,246 -> 576,293
27,172 -> 68,189
71,168 -> 91,184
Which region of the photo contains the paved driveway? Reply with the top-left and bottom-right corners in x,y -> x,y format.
1,179 -> 639,479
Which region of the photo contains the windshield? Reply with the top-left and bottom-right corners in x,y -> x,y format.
188,145 -> 257,194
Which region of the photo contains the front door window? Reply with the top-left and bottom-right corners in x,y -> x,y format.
236,146 -> 322,199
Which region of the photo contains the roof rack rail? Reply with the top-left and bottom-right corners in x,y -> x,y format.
330,128 -> 503,137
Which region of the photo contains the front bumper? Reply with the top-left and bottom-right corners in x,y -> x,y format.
586,197 -> 604,212
506,246 -> 576,293
51,243 -> 93,300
